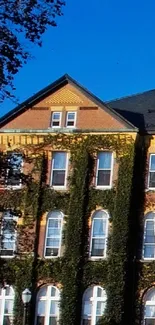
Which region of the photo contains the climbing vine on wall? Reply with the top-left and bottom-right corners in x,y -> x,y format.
0,133 -> 136,325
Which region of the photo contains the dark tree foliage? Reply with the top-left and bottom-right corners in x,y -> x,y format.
0,0 -> 65,101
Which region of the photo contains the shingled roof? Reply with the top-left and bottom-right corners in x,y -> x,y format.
0,74 -> 135,130
108,90 -> 155,133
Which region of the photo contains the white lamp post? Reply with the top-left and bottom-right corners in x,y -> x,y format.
22,288 -> 31,325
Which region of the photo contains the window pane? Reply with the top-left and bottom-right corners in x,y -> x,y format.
151,156 -> 155,170
97,170 -> 110,186
91,239 -> 105,256
45,248 -> 59,256
146,306 -> 155,317
47,228 -> 60,237
48,219 -> 61,229
98,152 -> 112,169
53,113 -> 60,120
144,245 -> 155,258
37,301 -> 45,315
96,301 -> 106,315
4,300 -> 13,314
37,316 -> 44,325
145,320 -> 155,325
149,172 -> 155,188
46,238 -> 60,247
3,316 -> 13,325
38,287 -> 47,298
49,317 -> 57,325
53,153 -> 66,169
52,171 -> 65,186
82,321 -> 91,325
50,301 -> 59,315
83,301 -> 92,318
67,113 -> 75,120
93,219 -> 106,237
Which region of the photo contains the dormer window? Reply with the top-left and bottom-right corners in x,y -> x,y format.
66,112 -> 76,127
51,112 -> 61,128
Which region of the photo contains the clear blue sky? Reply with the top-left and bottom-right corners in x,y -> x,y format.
1,0 -> 155,116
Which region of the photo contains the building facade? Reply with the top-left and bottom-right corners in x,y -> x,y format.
0,75 -> 154,325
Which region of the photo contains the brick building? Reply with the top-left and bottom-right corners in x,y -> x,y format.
0,75 -> 154,325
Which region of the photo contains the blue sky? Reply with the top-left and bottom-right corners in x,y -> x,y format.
1,0 -> 155,116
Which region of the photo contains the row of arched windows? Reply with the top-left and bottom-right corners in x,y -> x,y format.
1,284 -> 155,325
45,210 -> 155,260
1,209 -> 155,259
45,209 -> 109,258
0,285 -> 106,325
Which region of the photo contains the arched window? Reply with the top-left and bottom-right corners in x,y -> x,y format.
44,211 -> 63,258
82,286 -> 107,325
36,285 -> 60,325
143,212 -> 155,259
90,210 -> 109,258
0,286 -> 14,325
144,288 -> 155,324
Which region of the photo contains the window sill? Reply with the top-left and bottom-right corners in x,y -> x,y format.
95,186 -> 112,190
50,186 -> 68,191
140,258 -> 155,262
89,256 -> 107,261
44,255 -> 60,259
0,185 -> 23,190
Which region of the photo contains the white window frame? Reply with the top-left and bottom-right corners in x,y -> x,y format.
0,286 -> 14,325
51,112 -> 62,128
82,286 -> 107,325
143,213 -> 155,260
89,210 -> 109,259
50,152 -> 68,190
96,152 -> 113,189
35,285 -> 60,325
144,288 -> 155,325
66,111 -> 77,128
0,211 -> 18,258
44,211 -> 63,258
148,154 -> 155,190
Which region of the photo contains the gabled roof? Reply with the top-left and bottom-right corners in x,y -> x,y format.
0,74 -> 136,130
108,89 -> 155,133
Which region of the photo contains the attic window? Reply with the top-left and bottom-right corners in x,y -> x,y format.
51,112 -> 61,128
66,112 -> 76,127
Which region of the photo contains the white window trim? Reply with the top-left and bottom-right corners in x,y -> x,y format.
0,286 -> 14,325
95,152 -> 114,189
0,212 -> 18,258
51,112 -> 62,128
148,154 -> 155,190
89,210 -> 109,259
50,152 -> 68,190
44,211 -> 63,259
82,286 -> 107,325
35,285 -> 60,325
66,111 -> 77,128
143,217 -> 155,260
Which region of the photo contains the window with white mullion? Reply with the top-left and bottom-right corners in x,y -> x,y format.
0,211 -> 18,257
96,152 -> 113,188
36,285 -> 60,325
82,286 -> 107,325
45,211 -> 63,258
0,286 -> 14,325
144,289 -> 155,325
51,152 -> 68,188
143,214 -> 155,259
90,210 -> 109,258
149,154 -> 155,189
51,112 -> 61,128
66,112 -> 76,127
